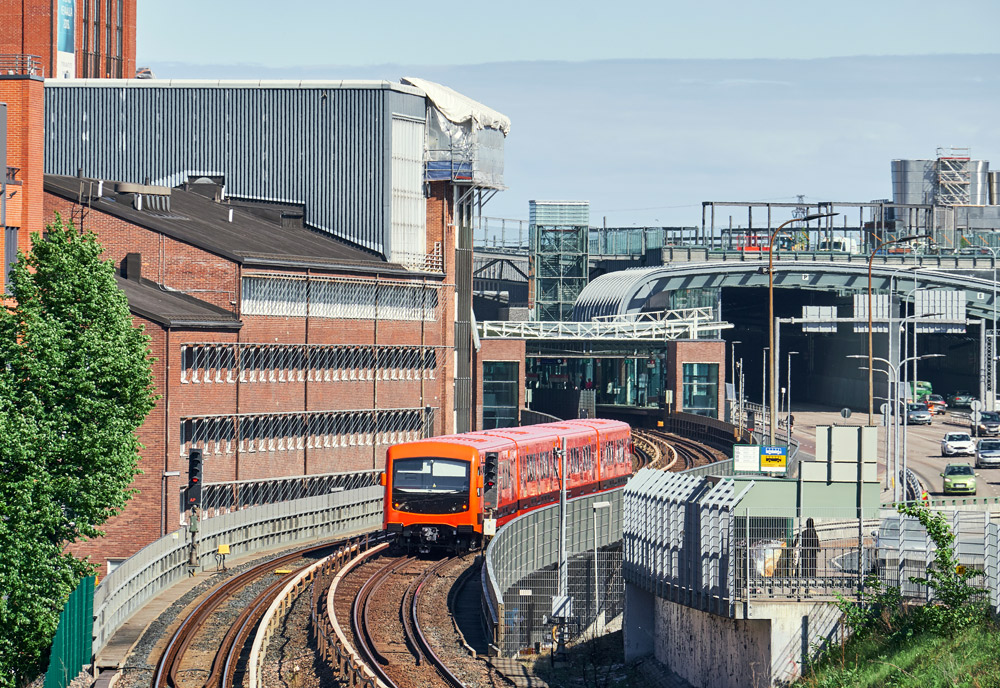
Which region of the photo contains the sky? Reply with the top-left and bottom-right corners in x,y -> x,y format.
135,1 -> 1000,228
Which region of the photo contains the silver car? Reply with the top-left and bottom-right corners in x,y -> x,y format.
905,403 -> 932,426
941,432 -> 975,457
976,438 -> 1000,468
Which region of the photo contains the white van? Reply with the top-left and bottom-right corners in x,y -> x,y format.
817,237 -> 860,253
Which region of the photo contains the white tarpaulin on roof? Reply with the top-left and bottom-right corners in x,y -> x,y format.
402,76 -> 511,135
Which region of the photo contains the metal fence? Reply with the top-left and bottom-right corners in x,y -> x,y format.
43,576 -> 94,688
187,470 -> 381,519
92,485 -> 382,658
483,490 -> 624,656
624,467 -> 1000,618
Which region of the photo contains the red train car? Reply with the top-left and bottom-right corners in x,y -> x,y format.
382,419 -> 632,552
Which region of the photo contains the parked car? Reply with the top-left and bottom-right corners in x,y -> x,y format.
972,411 -> 1000,437
941,432 -> 975,457
948,390 -> 976,408
940,463 -> 978,495
925,394 -> 948,415
905,402 -> 933,426
976,439 -> 1000,468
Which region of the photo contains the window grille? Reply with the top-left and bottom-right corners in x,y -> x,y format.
180,343 -> 439,384
180,407 -> 431,457
241,275 -> 437,322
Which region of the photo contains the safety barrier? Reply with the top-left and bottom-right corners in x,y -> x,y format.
483,490 -> 623,656
624,467 -> 1000,616
249,534 -> 387,688
92,486 -> 382,659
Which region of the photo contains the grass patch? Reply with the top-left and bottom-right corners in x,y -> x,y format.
797,616 -> 1000,687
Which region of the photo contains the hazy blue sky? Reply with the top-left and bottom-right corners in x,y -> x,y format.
138,0 -> 1000,65
135,2 -> 1000,227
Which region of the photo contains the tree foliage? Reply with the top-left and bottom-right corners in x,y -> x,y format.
0,215 -> 156,687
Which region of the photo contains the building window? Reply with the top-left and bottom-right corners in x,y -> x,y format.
483,361 -> 519,429
3,228 -> 17,292
682,363 -> 718,418
106,558 -> 126,575
105,0 -> 112,76
241,276 -> 437,322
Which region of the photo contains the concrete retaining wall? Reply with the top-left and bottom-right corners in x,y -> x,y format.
625,582 -> 845,688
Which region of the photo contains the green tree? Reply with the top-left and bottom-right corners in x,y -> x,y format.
0,215 -> 156,687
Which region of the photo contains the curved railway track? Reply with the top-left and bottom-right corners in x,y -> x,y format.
633,428 -> 722,472
152,540 -> 341,688
343,550 -> 466,688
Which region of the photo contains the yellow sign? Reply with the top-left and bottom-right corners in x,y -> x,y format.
957,565 -> 966,575
759,446 -> 788,473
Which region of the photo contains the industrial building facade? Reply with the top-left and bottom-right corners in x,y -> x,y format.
29,78 -> 515,570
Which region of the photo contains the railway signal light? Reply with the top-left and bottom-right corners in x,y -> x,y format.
484,452 -> 498,490
187,449 -> 203,508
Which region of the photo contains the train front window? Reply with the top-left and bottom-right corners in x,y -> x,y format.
391,458 -> 470,514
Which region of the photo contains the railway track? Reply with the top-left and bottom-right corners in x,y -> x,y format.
151,540 -> 342,688
332,548 -> 490,688
633,428 -> 722,472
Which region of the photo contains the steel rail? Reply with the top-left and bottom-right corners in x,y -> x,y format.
218,572 -> 295,688
350,552 -> 410,687
151,540 -> 340,688
407,558 -> 465,687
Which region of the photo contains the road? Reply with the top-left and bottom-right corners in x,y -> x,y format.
788,406 -> 1000,500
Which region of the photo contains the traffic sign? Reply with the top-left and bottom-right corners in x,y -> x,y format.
841,407 -> 852,419
971,400 -> 983,412
759,445 -> 788,474
971,410 -> 983,424
879,403 -> 889,416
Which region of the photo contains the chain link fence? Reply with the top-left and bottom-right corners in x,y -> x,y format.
484,490 -> 624,656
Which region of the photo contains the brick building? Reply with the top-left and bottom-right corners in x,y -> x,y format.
43,173 -> 497,570
0,0 -> 136,79
34,78 -> 516,571
0,61 -> 44,284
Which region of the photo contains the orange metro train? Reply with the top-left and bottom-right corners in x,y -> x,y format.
382,419 -> 633,552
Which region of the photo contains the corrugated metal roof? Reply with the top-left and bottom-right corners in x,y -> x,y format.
44,80 -> 426,257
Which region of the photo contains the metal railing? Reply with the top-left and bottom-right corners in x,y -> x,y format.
92,486 -> 382,658
393,241 -> 444,273
477,317 -> 731,341
0,54 -> 43,77
483,490 -> 624,656
625,467 -> 1000,615
185,470 -> 381,519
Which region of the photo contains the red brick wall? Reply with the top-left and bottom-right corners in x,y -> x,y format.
0,76 -> 44,254
0,1 -> 51,74
44,178 -> 473,565
473,338 -> 526,429
425,182 -> 456,432
668,340 -> 727,416
0,1 -> 136,79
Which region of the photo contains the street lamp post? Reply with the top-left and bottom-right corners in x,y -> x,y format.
762,347 -> 768,431
848,353 -> 944,501
867,234 -> 932,426
787,351 -> 799,446
731,340 -> 742,424
975,244 -> 999,411
769,213 -> 838,444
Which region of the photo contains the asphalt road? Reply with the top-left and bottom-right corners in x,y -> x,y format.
788,406 -> 1000,500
